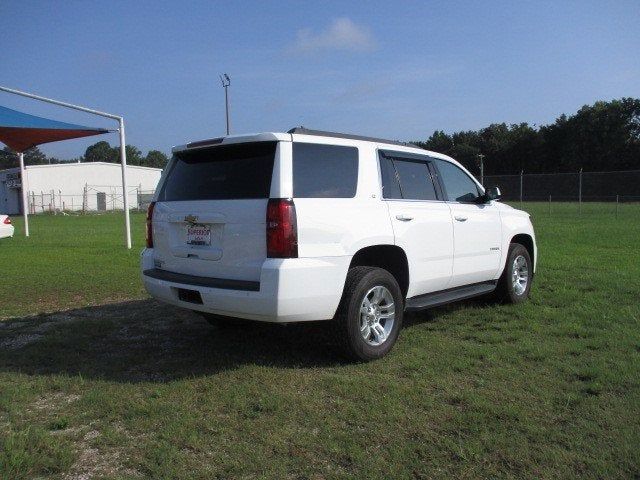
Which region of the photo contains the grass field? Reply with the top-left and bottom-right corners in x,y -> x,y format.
1,205 -> 639,479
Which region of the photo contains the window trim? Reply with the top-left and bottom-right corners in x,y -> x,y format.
377,150 -> 445,202
430,158 -> 484,204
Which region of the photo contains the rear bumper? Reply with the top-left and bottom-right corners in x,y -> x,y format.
0,225 -> 14,239
141,249 -> 351,323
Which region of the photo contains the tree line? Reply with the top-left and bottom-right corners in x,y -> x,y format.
2,98 -> 638,174
415,98 -> 640,176
0,142 -> 169,170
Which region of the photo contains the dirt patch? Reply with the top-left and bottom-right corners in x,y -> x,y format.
32,392 -> 81,411
62,425 -> 143,480
62,445 -> 140,480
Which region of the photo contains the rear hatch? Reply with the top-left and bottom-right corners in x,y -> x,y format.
152,141 -> 277,282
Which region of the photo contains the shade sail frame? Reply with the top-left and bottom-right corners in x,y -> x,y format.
0,105 -> 111,152
0,85 -> 131,249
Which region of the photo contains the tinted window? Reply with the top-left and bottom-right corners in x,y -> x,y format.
380,156 -> 402,199
435,160 -> 481,202
293,143 -> 358,198
379,154 -> 438,200
159,142 -> 275,201
393,159 -> 438,200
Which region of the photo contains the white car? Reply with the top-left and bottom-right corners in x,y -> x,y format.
142,128 -> 536,360
0,215 -> 14,239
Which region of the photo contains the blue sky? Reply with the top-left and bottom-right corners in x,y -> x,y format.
1,0 -> 639,159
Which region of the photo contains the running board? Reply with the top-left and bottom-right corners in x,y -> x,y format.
405,281 -> 497,312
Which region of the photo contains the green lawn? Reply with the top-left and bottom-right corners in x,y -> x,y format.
1,212 -> 147,319
0,206 -> 639,479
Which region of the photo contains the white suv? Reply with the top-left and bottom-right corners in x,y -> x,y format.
142,128 -> 536,360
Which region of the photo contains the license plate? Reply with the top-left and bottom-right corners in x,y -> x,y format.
186,224 -> 211,246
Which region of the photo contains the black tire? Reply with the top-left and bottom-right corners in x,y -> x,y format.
495,243 -> 533,304
334,266 -> 404,361
198,312 -> 253,329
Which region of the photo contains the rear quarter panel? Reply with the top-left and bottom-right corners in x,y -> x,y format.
289,139 -> 395,258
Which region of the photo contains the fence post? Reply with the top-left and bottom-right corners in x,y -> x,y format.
578,168 -> 582,214
520,170 -> 523,204
549,195 -> 552,216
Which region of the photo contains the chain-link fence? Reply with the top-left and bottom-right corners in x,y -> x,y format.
484,169 -> 640,204
28,186 -> 156,214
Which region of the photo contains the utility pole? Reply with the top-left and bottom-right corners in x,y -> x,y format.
220,74 -> 231,135
477,153 -> 485,186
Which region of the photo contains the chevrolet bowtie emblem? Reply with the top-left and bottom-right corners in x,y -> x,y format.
184,214 -> 198,224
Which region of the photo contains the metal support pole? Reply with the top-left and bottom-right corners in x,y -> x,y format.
224,85 -> 230,135
220,74 -> 231,135
18,152 -> 29,236
119,118 -> 132,249
578,168 -> 582,214
519,170 -> 523,204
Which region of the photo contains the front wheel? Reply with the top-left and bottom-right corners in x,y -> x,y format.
334,267 -> 403,361
495,243 -> 533,303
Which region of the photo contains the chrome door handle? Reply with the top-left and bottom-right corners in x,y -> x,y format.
395,214 -> 414,222
454,216 -> 468,222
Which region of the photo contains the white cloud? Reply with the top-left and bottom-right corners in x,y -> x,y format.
291,17 -> 376,54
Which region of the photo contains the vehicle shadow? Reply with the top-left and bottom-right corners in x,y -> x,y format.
0,299 -> 355,383
0,297 -> 474,383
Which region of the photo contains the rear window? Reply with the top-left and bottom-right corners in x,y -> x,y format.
158,142 -> 276,201
293,143 -> 358,198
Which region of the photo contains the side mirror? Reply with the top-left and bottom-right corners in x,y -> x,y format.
483,186 -> 501,202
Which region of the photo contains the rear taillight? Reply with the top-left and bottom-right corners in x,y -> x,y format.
2,217 -> 10,225
146,202 -> 156,248
266,198 -> 298,258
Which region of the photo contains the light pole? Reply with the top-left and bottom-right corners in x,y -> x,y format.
477,153 -> 485,186
220,74 -> 231,135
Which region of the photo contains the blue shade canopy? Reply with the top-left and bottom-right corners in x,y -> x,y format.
0,105 -> 110,152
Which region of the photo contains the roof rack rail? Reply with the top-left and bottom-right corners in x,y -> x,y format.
287,127 -> 422,149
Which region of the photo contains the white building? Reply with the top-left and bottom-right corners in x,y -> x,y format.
0,162 -> 162,214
